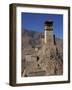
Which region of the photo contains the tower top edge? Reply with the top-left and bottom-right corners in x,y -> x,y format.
44,21 -> 53,26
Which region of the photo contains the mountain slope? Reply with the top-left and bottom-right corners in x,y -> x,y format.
21,29 -> 63,76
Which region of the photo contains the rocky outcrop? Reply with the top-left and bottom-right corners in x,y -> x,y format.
21,29 -> 63,77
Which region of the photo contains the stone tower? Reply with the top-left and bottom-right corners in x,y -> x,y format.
44,20 -> 53,45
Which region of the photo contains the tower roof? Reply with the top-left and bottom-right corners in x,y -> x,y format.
44,21 -> 53,26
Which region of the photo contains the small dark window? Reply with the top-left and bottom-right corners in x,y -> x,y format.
38,64 -> 40,67
37,56 -> 39,61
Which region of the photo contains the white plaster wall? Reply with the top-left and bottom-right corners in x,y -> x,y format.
45,30 -> 53,44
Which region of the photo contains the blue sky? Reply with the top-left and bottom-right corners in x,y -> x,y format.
21,12 -> 63,39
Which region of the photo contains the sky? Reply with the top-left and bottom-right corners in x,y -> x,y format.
21,12 -> 63,39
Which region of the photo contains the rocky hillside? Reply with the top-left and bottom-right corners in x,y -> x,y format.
22,29 -> 63,50
21,29 -> 63,77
